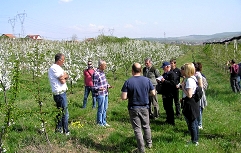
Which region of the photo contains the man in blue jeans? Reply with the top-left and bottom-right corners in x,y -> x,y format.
82,60 -> 96,108
121,63 -> 155,153
48,53 -> 70,135
93,60 -> 112,127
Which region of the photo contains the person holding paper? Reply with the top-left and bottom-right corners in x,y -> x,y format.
143,58 -> 161,119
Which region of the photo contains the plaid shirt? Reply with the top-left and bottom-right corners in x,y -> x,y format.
93,69 -> 109,96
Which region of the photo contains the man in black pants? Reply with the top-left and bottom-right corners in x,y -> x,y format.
159,61 -> 176,125
170,59 -> 182,118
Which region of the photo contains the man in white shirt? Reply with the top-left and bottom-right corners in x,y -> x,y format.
48,53 -> 69,135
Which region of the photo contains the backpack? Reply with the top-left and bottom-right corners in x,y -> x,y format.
201,73 -> 208,90
232,64 -> 239,74
191,77 -> 203,103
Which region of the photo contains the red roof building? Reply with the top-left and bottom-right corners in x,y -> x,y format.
25,35 -> 43,40
1,34 -> 16,39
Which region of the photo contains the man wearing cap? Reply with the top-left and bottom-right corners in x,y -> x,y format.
159,61 -> 176,125
143,58 -> 161,119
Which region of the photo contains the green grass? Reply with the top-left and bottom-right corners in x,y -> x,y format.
1,46 -> 241,153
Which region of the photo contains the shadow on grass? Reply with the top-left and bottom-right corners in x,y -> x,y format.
72,135 -> 137,152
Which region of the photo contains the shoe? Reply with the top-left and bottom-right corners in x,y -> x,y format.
97,124 -> 105,127
65,131 -> 70,136
147,144 -> 152,149
185,141 -> 199,147
55,128 -> 63,134
198,126 -> 203,130
194,142 -> 199,146
104,123 -> 110,127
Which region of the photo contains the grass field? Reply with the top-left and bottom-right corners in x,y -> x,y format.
1,45 -> 241,153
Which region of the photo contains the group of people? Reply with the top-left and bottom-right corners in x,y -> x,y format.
48,53 -> 208,153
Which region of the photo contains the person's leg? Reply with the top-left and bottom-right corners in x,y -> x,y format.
129,109 -> 145,153
230,77 -> 236,92
189,118 -> 199,143
54,93 -> 69,133
102,95 -> 108,125
91,88 -> 96,108
61,93 -> 69,133
234,77 -> 240,92
96,95 -> 104,125
140,108 -> 152,148
197,107 -> 203,129
54,95 -> 63,132
151,88 -> 160,118
148,95 -> 154,118
173,89 -> 181,116
238,76 -> 241,89
164,97 -> 175,125
82,86 -> 91,108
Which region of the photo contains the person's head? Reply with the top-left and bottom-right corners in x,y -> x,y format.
98,60 -> 107,71
132,63 -> 142,75
144,58 -> 152,68
183,63 -> 195,78
55,53 -> 65,66
180,65 -> 185,77
193,62 -> 202,72
161,61 -> 171,72
170,59 -> 177,69
87,60 -> 93,69
230,59 -> 235,65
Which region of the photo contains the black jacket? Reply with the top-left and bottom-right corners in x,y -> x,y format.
162,71 -> 176,97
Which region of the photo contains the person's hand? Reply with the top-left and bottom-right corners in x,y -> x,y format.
161,78 -> 165,82
108,85 -> 113,88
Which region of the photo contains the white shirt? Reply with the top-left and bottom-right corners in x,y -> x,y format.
183,76 -> 197,98
48,64 -> 68,93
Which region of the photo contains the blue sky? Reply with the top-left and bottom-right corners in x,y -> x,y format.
0,0 -> 240,40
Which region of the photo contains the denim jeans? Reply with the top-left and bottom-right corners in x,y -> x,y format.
230,76 -> 240,93
129,108 -> 152,153
185,117 -> 199,143
96,95 -> 108,125
197,107 -> 203,127
53,92 -> 69,133
82,86 -> 96,108
238,76 -> 241,89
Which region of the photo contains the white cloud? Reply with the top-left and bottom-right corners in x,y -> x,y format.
135,20 -> 146,25
59,0 -> 73,3
124,24 -> 134,28
153,22 -> 158,25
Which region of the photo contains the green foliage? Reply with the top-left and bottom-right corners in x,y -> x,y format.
0,40 -> 241,152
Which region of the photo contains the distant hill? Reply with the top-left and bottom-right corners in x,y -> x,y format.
136,32 -> 241,44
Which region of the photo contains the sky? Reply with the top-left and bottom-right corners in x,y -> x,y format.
0,0 -> 241,40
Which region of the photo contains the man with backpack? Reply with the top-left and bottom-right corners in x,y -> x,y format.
82,60 -> 96,108
226,59 -> 240,93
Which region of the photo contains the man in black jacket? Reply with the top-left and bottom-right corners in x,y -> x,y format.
170,59 -> 182,118
159,61 -> 176,125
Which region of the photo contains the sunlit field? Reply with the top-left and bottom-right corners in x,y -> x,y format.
0,36 -> 241,152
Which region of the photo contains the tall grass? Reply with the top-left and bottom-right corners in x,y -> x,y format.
1,43 -> 241,153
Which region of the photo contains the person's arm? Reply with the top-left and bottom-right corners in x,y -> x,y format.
58,72 -> 68,84
197,77 -> 203,88
121,92 -> 127,100
226,61 -> 230,70
149,89 -> 155,96
181,79 -> 194,98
